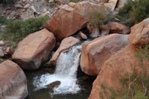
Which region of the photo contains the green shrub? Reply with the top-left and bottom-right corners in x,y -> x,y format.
0,16 -> 49,48
89,5 -> 111,28
49,2 -> 56,7
69,0 -> 79,3
0,16 -> 9,25
100,45 -> 149,99
117,0 -> 149,26
0,0 -> 16,4
135,44 -> 149,68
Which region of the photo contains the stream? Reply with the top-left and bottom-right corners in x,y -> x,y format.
25,45 -> 95,99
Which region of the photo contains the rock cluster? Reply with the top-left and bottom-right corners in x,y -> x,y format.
89,18 -> 149,99
0,0 -> 133,98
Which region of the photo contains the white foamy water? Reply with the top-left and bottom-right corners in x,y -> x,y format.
33,45 -> 81,95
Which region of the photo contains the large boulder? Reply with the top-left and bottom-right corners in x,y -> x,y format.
44,4 -> 87,40
48,36 -> 80,65
88,44 -> 147,99
44,1 -> 108,40
129,18 -> 149,45
80,34 -> 129,76
0,60 -> 28,99
12,29 -> 56,70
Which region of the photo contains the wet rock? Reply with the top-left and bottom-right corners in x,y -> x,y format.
48,81 -> 61,92
49,81 -> 61,89
47,36 -> 80,65
12,29 -> 56,70
80,34 -> 129,76
0,60 -> 28,99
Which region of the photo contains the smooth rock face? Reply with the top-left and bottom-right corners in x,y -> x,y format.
12,29 -> 56,70
80,34 -> 129,76
49,36 -> 80,64
0,60 -> 28,99
88,44 -> 144,99
44,4 -> 87,40
129,18 -> 149,45
108,22 -> 130,34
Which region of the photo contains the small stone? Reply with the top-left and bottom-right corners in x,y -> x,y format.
5,47 -> 12,55
0,41 -> 4,46
79,31 -> 87,40
49,0 -> 54,3
24,4 -> 30,9
15,4 -> 23,8
0,49 -> 4,57
41,11 -> 50,16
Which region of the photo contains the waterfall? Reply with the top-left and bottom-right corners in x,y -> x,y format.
33,45 -> 81,95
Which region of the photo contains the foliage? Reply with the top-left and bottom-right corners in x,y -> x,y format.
0,16 -> 9,25
0,0 -> 16,4
100,45 -> 149,99
0,16 -> 49,48
49,2 -> 56,7
100,84 -> 117,99
100,72 -> 149,99
117,0 -> 149,26
118,71 -> 149,99
135,44 -> 149,63
89,5 -> 111,28
69,0 -> 79,3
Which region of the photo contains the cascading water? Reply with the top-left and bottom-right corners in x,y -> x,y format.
33,45 -> 81,96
